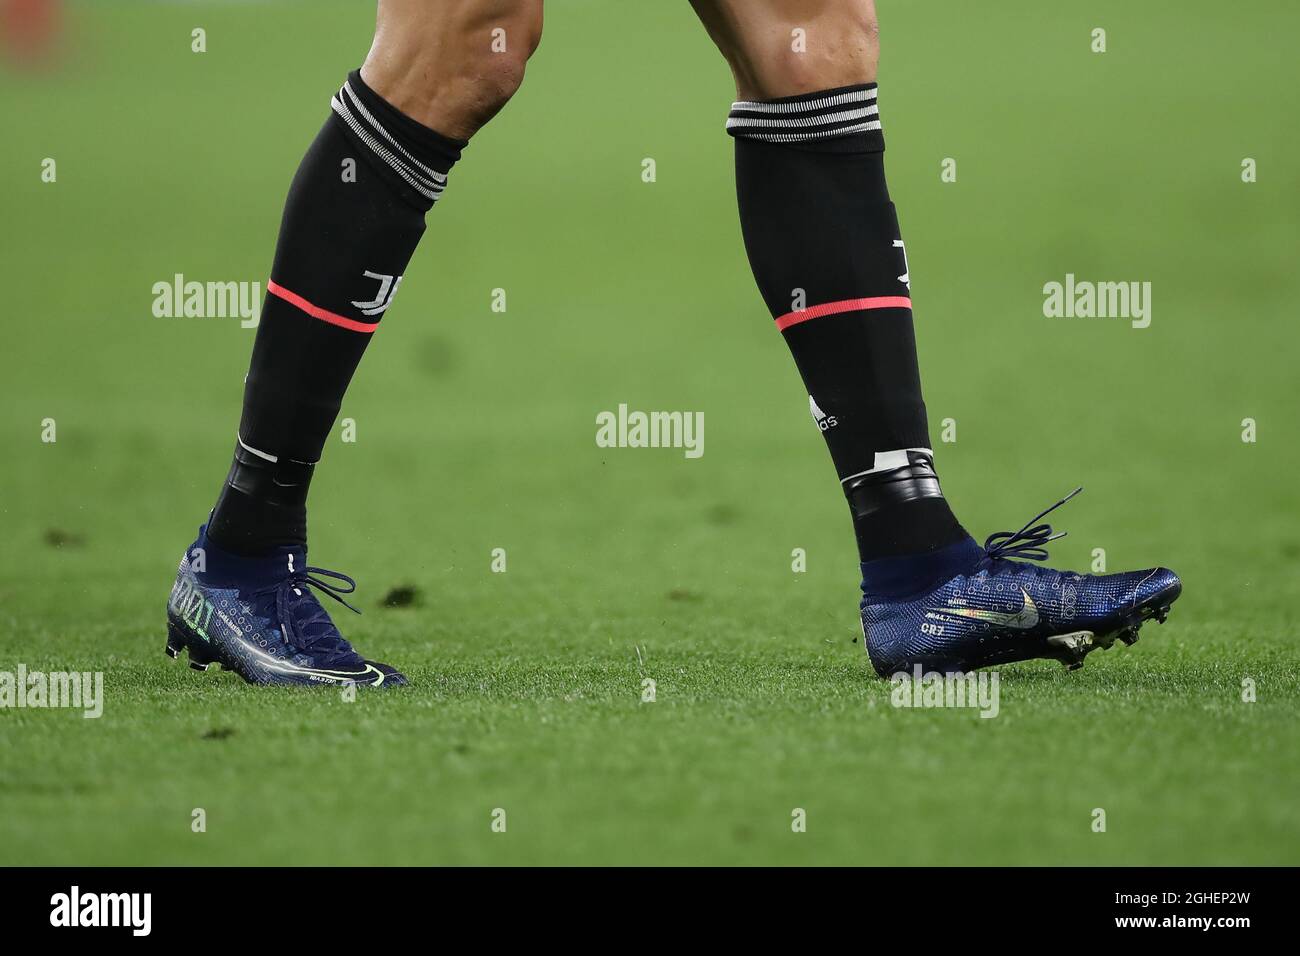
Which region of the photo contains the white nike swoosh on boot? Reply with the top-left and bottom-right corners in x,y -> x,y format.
936,589 -> 1039,629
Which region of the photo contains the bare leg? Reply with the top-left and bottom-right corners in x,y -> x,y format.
691,0 -> 878,100
363,0 -> 544,139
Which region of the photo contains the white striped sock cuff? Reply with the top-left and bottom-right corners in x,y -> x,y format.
329,71 -> 464,207
726,84 -> 882,145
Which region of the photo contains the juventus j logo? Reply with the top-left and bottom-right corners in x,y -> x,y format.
892,239 -> 910,290
351,270 -> 403,316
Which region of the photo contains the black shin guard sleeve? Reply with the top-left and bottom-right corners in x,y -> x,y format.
729,84 -> 967,561
733,127 -> 928,480
241,70 -> 465,464
208,71 -> 465,553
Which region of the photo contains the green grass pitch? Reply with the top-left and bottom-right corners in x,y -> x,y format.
1,0 -> 1297,865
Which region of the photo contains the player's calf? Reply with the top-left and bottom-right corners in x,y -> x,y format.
186,1 -> 543,686
207,0 -> 543,559
363,0 -> 544,139
695,1 -> 1185,674
701,0 -> 971,575
693,0 -> 878,100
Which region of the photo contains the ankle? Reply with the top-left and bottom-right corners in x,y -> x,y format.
860,535 -> 983,602
851,494 -> 969,563
207,442 -> 311,555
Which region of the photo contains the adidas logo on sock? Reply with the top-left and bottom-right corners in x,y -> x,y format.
810,395 -> 838,431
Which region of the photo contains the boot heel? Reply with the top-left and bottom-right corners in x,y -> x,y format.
169,621 -> 219,671
187,641 -> 218,671
165,622 -> 187,659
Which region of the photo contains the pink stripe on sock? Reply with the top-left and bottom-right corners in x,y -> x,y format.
266,280 -> 380,334
774,296 -> 912,332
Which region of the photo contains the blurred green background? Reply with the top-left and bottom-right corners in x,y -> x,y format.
0,0 -> 1296,865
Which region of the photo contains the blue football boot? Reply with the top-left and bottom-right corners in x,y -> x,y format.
165,526 -> 407,687
861,489 -> 1182,675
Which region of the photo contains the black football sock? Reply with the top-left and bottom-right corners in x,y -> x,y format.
729,84 -> 979,592
207,70 -> 465,556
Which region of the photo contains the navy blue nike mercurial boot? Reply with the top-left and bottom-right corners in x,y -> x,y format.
166,526 -> 406,687
861,489 -> 1181,675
